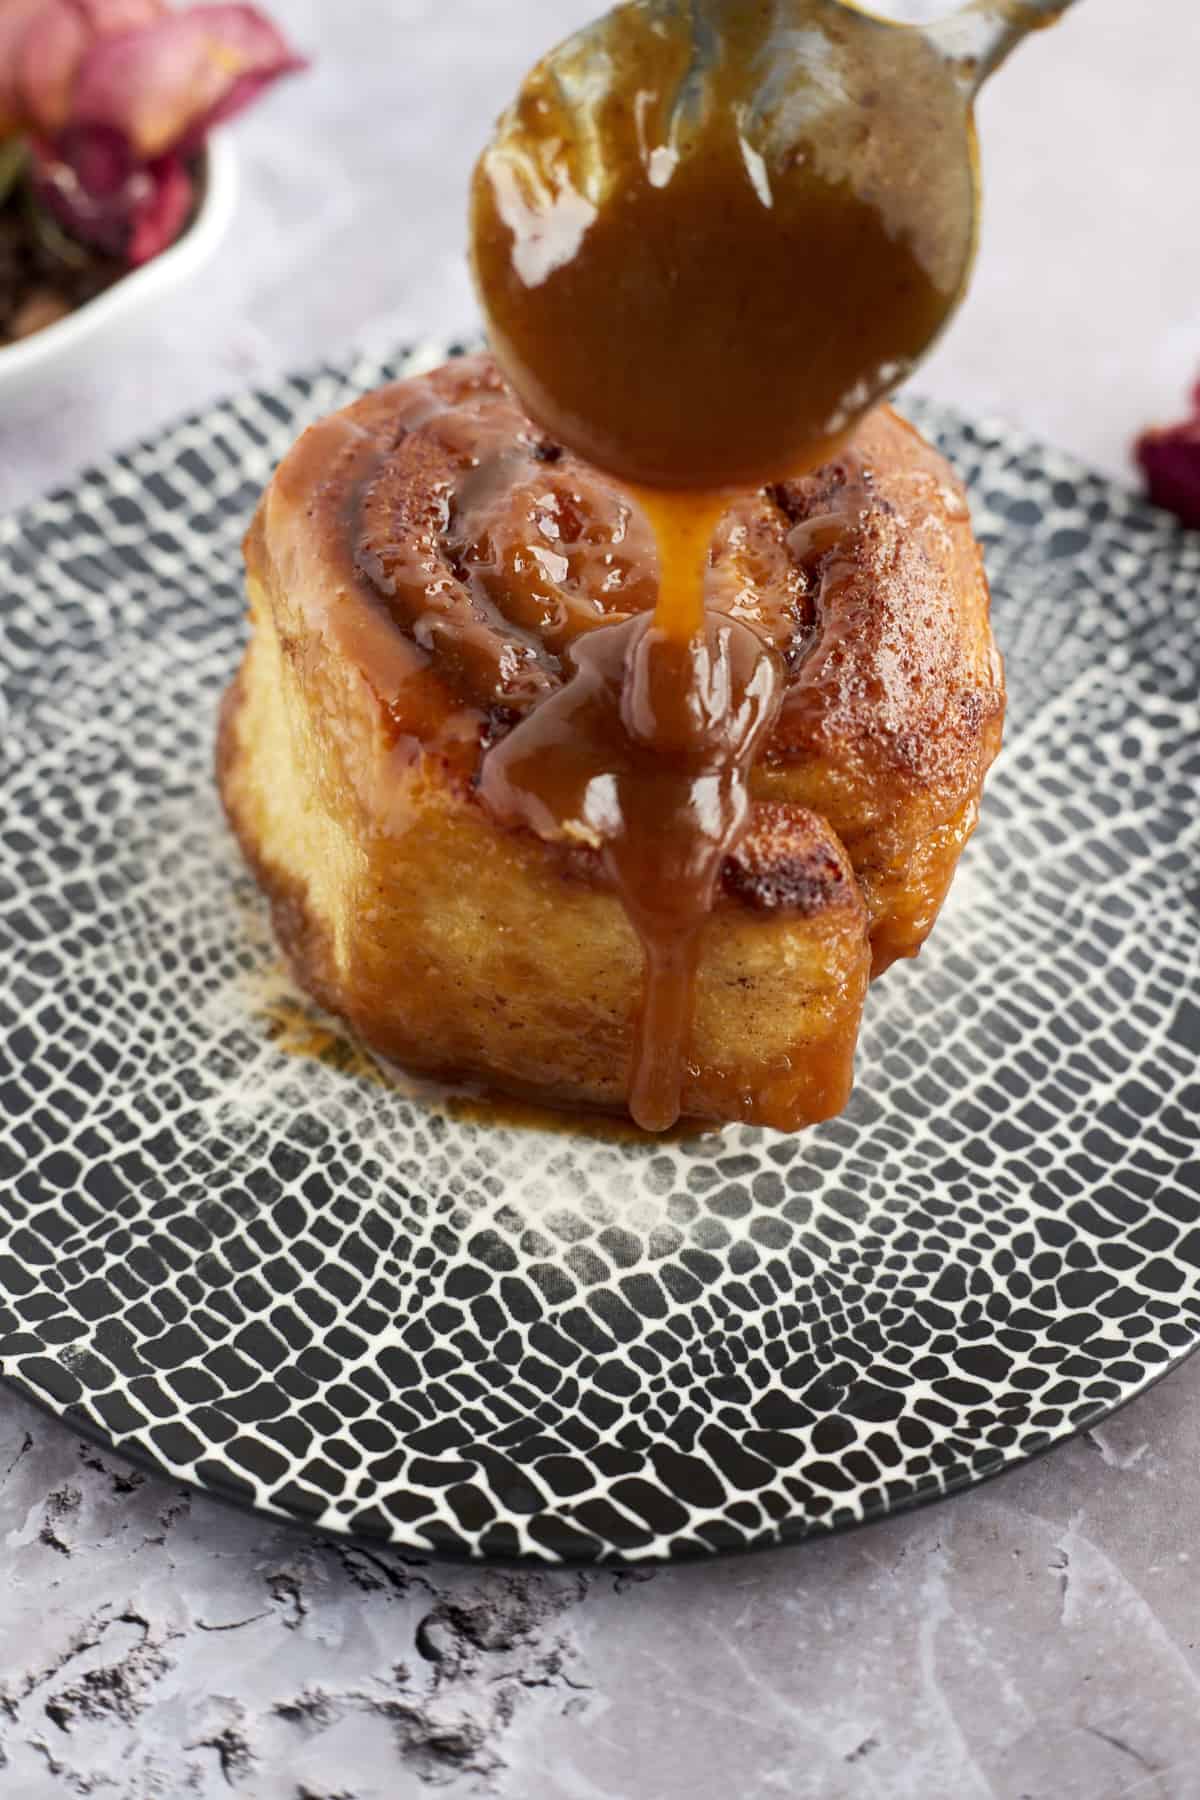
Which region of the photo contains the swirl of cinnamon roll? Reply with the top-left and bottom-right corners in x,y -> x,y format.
219,354 -> 1004,1131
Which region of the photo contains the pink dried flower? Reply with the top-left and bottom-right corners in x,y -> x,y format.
18,2 -> 167,137
69,5 -> 305,156
1,0 -> 305,264
1135,383 -> 1200,531
0,0 -> 47,135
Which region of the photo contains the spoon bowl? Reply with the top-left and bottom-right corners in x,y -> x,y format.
471,0 -> 1078,489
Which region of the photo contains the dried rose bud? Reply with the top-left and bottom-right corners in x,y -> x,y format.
2,1 -> 305,265
30,124 -> 193,263
17,1 -> 167,137
1135,383 -> 1200,531
68,5 -> 306,158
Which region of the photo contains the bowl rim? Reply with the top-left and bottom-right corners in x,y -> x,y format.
0,134 -> 238,383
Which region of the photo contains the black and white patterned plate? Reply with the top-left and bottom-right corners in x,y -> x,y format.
1,342 -> 1198,1564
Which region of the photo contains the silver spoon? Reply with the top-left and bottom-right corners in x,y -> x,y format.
926,0 -> 1080,89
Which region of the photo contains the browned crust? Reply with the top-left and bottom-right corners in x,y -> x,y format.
722,801 -> 857,916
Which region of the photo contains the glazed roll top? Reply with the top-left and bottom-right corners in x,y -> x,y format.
250,353 -> 1001,940
227,354 -> 1004,1129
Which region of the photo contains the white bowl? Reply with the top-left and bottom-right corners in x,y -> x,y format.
0,135 -> 237,405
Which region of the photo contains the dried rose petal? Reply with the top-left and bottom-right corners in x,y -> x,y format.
71,5 -> 306,159
31,131 -> 139,258
8,0 -> 303,270
60,120 -> 135,197
17,0 -> 166,136
31,126 -> 193,264
0,0 -> 46,133
1135,385 -> 1200,531
126,149 -> 191,261
76,0 -> 169,19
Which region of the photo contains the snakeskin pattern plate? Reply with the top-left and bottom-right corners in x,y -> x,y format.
2,342 -> 1198,1564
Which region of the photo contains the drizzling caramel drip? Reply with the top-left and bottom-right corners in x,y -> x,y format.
628,489 -> 774,1129
480,487 -> 779,1131
634,487 -> 728,640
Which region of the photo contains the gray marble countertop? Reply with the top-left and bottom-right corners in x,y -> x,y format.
3,2 -> 1200,1795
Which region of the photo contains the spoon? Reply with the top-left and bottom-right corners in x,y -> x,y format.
925,0 -> 1079,86
471,0 -> 1083,489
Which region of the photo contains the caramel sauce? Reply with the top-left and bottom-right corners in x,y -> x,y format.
440,1092 -> 717,1143
253,983 -> 389,1086
480,487 -> 780,1130
254,964 -> 716,1140
465,0 -> 983,1129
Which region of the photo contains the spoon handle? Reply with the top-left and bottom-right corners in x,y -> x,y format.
925,0 -> 1086,92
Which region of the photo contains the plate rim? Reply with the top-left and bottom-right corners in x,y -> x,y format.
4,1326 -> 1198,1568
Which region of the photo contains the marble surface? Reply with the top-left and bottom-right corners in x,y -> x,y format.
2,2 -> 1200,1795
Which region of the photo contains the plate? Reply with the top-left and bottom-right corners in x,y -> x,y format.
1,343 -> 1198,1564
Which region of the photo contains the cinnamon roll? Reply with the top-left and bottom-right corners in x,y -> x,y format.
218,354 -> 1004,1131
